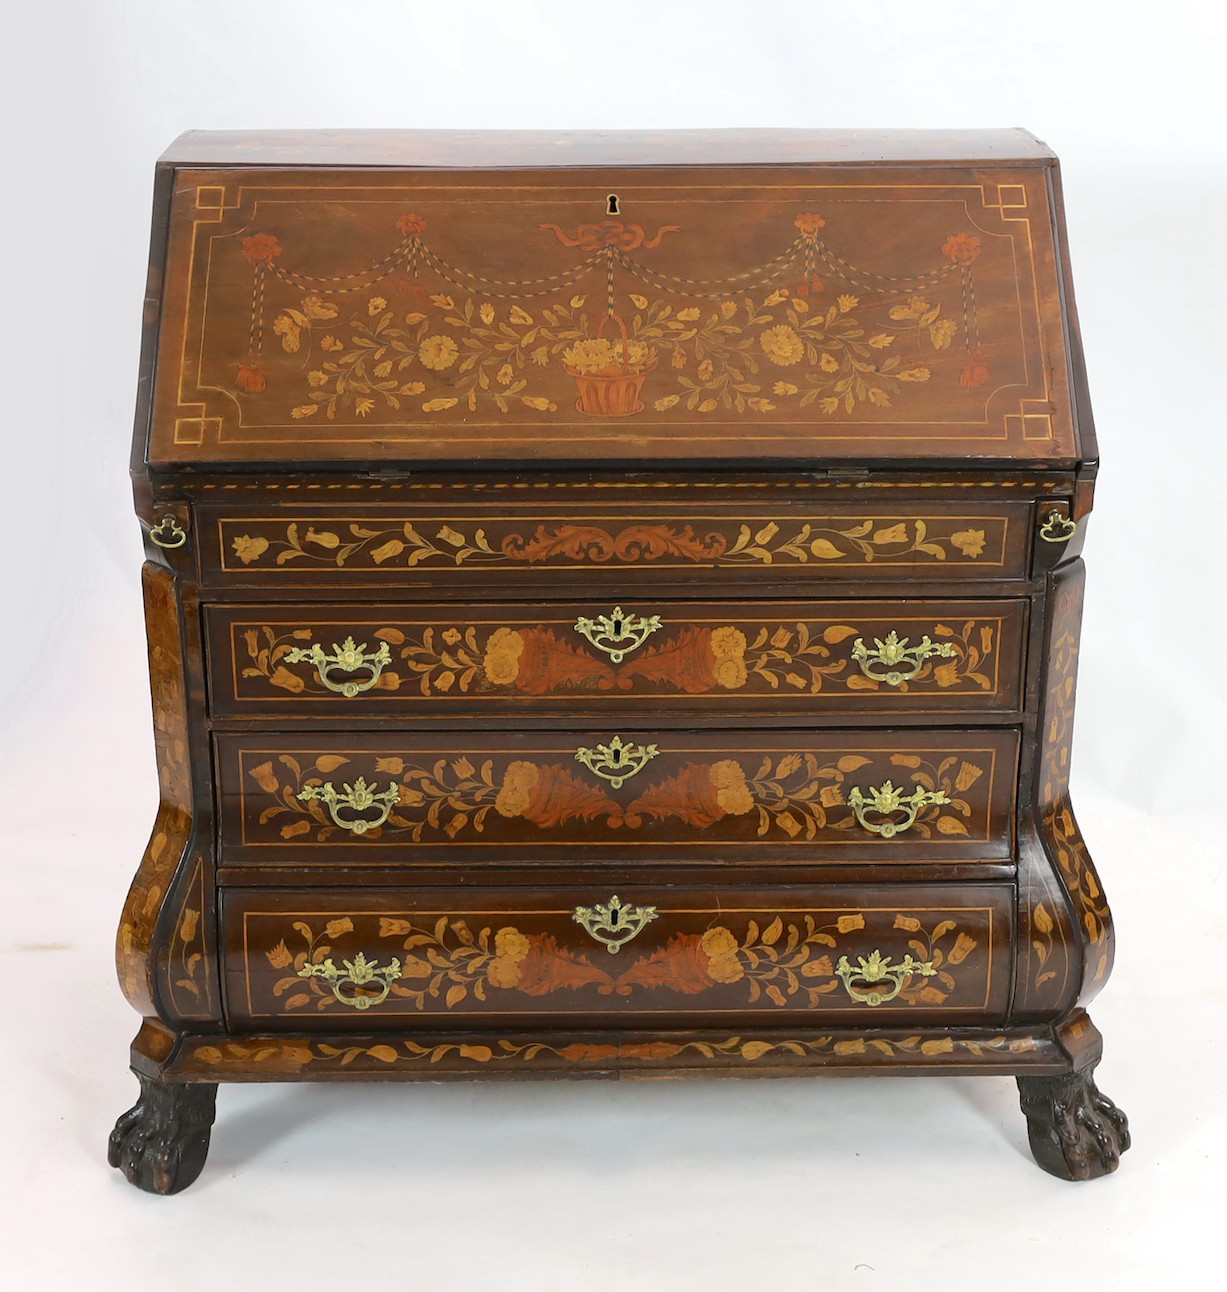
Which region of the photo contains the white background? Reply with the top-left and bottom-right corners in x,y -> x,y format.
1,1 -> 1223,1285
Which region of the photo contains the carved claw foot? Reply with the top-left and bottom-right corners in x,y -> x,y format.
109,1073 -> 218,1195
1016,1065 -> 1130,1181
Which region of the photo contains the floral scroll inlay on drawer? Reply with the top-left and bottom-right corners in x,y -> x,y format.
223,731 -> 1014,856
210,509 -> 1024,578
237,899 -> 999,1020
209,601 -> 1024,712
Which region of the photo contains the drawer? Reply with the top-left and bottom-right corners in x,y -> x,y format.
223,883 -> 1012,1028
199,501 -> 1034,588
206,598 -> 1027,721
217,728 -> 1018,866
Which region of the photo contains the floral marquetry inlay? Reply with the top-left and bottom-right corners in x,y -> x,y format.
242,747 -> 992,845
231,613 -> 1005,703
221,515 -> 1007,574
1037,569 -> 1113,996
152,159 -> 1079,462
183,1030 -> 1042,1076
254,909 -> 985,1016
117,566 -> 194,1017
196,197 -> 1030,429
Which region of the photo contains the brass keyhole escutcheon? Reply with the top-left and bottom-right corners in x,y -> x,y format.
574,736 -> 660,789
573,895 -> 658,953
574,607 -> 663,663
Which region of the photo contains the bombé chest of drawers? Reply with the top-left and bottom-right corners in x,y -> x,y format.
110,128 -> 1129,1193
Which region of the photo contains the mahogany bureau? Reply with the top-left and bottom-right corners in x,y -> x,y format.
111,128 -> 1129,1193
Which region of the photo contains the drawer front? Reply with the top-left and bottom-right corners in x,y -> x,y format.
199,502 -> 1033,587
217,729 -> 1017,865
207,599 -> 1027,720
223,884 -> 1012,1028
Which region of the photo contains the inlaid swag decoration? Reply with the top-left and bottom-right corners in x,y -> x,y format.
238,617 -> 997,700
263,910 -> 980,1013
233,210 -> 991,422
247,750 -> 985,843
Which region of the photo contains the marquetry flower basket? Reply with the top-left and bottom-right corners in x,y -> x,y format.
563,313 -> 657,416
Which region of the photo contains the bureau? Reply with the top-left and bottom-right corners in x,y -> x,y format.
111,128 -> 1129,1193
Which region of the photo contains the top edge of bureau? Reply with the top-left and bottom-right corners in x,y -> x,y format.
158,128 -> 1057,171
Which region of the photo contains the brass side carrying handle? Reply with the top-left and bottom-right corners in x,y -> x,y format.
298,952 -> 401,1009
573,895 -> 658,953
848,781 -> 950,839
1039,509 -> 1078,544
296,777 -> 401,835
573,606 -> 663,663
851,630 -> 955,686
285,636 -> 392,697
574,735 -> 659,789
149,515 -> 187,550
835,950 -> 937,1006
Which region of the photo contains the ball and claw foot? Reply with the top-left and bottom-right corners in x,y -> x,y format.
1016,1064 -> 1130,1181
108,1073 -> 218,1195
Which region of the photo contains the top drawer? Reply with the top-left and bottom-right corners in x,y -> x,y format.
198,500 -> 1035,589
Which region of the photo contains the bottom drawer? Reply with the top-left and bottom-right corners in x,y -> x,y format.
224,884 -> 1012,1028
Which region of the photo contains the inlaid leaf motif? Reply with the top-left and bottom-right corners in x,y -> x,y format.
810,539 -> 845,559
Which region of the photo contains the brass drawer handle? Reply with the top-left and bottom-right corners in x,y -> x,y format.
1039,509 -> 1077,543
298,952 -> 402,1009
285,636 -> 392,697
851,630 -> 955,686
574,735 -> 659,788
574,606 -> 663,663
573,895 -> 658,953
848,781 -> 950,839
149,515 -> 187,549
836,950 -> 937,1006
296,777 -> 401,835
